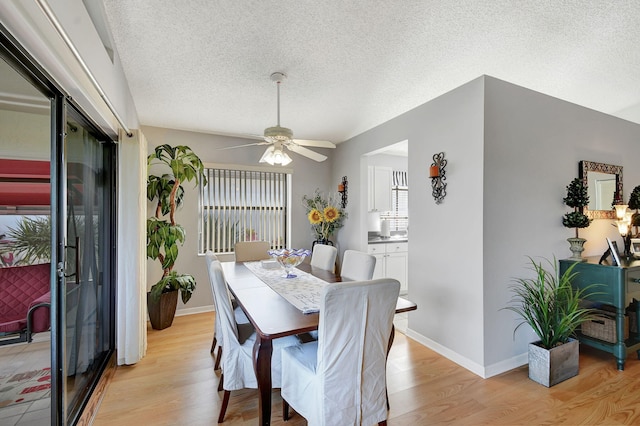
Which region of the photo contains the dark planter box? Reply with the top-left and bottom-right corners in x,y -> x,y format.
147,290 -> 178,330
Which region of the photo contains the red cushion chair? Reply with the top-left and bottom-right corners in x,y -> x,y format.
0,263 -> 51,345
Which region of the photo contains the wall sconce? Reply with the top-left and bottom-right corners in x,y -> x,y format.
429,152 -> 447,204
338,176 -> 348,208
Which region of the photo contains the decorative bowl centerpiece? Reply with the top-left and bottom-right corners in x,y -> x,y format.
267,248 -> 311,278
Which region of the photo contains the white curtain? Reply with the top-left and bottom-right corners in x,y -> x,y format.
116,129 -> 147,364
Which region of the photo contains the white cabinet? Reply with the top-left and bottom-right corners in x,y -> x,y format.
368,242 -> 408,294
368,166 -> 392,212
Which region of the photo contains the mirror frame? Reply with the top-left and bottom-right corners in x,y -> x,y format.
579,160 -> 623,219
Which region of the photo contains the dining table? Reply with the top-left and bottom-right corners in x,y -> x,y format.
220,260 -> 417,426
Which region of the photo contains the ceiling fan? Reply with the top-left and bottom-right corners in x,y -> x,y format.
220,72 -> 336,165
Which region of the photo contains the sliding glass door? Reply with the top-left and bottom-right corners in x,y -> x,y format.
61,112 -> 116,424
1,24 -> 117,426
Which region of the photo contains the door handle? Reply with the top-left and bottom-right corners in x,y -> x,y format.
57,262 -> 65,278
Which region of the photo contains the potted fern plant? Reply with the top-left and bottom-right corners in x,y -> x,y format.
147,144 -> 206,330
505,257 -> 597,387
562,177 -> 591,261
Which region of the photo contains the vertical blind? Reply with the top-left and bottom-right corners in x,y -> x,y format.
199,168 -> 289,253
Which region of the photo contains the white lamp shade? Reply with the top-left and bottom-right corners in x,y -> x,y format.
617,220 -> 630,236
614,204 -> 629,219
259,146 -> 292,166
259,146 -> 276,164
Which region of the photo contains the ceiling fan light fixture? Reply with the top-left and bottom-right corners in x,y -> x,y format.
279,151 -> 292,166
259,145 -> 292,166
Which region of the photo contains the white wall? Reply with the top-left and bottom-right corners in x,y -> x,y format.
0,0 -> 139,136
141,126 -> 333,314
0,110 -> 50,160
367,153 -> 408,172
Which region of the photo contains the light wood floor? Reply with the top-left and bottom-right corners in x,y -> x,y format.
92,312 -> 640,425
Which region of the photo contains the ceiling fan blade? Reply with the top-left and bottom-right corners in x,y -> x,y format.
217,141 -> 270,150
292,139 -> 336,149
287,144 -> 328,162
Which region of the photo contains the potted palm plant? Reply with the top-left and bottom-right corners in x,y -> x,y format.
562,177 -> 591,261
147,144 -> 206,330
504,257 -> 597,387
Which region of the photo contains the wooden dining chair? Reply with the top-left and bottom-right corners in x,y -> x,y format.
281,278 -> 401,425
207,259 -> 300,423
310,243 -> 338,272
233,241 -> 271,262
204,251 -> 248,371
340,249 -> 376,281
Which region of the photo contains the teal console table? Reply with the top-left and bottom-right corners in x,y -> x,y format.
559,257 -> 640,370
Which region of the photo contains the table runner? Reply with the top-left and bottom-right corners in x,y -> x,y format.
243,261 -> 329,314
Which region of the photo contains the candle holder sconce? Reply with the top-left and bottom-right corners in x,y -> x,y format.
429,152 -> 447,204
338,176 -> 348,208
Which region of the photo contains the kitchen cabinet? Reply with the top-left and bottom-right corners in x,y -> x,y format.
368,166 -> 392,212
368,242 -> 408,294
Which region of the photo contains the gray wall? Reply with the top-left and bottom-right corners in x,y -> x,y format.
333,76 -> 486,370
7,1 -> 640,377
334,75 -> 640,377
482,76 -> 640,373
142,126 -> 333,314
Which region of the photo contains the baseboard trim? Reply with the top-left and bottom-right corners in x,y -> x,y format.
175,304 -> 214,317
404,328 -> 528,379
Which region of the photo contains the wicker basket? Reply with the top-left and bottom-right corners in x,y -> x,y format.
581,310 -> 629,343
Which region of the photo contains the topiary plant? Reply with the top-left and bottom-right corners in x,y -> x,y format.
628,185 -> 640,236
562,178 -> 591,238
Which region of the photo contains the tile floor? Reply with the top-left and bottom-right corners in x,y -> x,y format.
0,333 -> 51,426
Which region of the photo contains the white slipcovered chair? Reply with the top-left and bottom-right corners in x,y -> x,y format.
207,258 -> 300,422
310,243 -> 338,272
233,241 -> 271,262
281,278 -> 401,425
340,249 -> 376,281
204,251 -> 248,370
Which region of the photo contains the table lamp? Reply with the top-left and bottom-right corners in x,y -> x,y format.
614,204 -> 633,258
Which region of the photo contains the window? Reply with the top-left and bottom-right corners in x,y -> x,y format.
200,167 -> 290,253
380,171 -> 408,232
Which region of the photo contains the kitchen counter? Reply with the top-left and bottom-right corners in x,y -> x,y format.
368,236 -> 408,244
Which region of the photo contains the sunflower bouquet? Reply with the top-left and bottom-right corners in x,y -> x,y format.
302,189 -> 347,241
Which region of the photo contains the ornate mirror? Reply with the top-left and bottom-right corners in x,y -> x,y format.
579,160 -> 623,219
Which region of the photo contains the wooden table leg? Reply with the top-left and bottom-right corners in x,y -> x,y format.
386,324 -> 395,410
253,335 -> 273,426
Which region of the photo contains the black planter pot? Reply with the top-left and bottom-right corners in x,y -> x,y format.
147,290 -> 179,330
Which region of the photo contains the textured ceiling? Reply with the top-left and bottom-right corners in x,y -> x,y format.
102,1 -> 640,144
